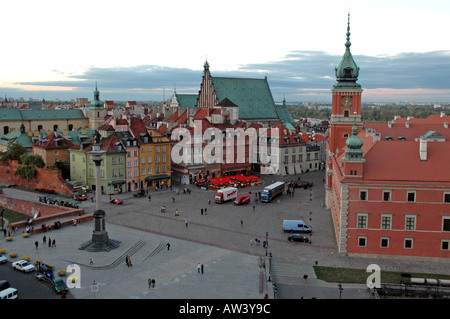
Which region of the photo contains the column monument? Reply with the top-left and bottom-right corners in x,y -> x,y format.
80,130 -> 120,251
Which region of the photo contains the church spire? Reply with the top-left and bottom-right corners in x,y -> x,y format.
90,82 -> 103,108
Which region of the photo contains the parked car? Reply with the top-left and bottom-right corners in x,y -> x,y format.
110,198 -> 123,205
0,253 -> 7,264
233,194 -> 251,205
0,287 -> 18,299
12,260 -> 35,273
288,234 -> 310,243
52,278 -> 68,294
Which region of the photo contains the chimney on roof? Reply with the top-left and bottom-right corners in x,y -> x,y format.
444,122 -> 448,129
405,121 -> 410,128
387,121 -> 392,128
441,112 -> 446,118
419,137 -> 427,161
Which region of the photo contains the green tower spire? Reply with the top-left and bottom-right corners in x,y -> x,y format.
334,13 -> 361,89
90,82 -> 103,108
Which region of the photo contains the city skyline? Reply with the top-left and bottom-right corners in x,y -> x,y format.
1,0 -> 450,103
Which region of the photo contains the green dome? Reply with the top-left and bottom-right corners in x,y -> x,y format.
90,83 -> 103,108
346,123 -> 363,149
334,14 -> 361,89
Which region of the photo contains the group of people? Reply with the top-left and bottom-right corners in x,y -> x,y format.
250,238 -> 268,248
197,263 -> 204,274
34,235 -> 56,248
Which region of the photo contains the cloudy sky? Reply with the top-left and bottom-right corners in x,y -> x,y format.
1,0 -> 450,103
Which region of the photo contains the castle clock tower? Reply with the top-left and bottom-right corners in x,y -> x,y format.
329,14 -> 363,155
326,14 -> 363,208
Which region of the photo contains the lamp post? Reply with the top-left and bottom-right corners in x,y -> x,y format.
265,231 -> 268,256
0,208 -> 4,232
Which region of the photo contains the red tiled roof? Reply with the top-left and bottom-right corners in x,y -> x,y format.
193,108 -> 209,119
33,133 -> 75,150
365,115 -> 450,141
82,134 -> 123,153
359,139 -> 450,183
167,111 -> 179,122
116,119 -> 128,125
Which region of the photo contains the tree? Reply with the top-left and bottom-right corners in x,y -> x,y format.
14,154 -> 45,182
0,141 -> 27,165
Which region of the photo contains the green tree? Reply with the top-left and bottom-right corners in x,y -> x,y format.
14,154 -> 45,181
0,141 -> 27,165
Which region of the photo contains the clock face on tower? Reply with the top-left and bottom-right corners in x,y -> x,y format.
342,96 -> 352,107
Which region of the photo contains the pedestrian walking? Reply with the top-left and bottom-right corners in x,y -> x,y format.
201,208 -> 203,215
34,240 -> 38,249
253,205 -> 255,211
90,257 -> 93,265
148,278 -> 152,288
175,209 -> 179,216
148,195 -> 151,202
126,255 -> 132,267
48,237 -> 51,247
201,264 -> 204,274
43,235 -> 46,244
240,219 -> 243,227
167,242 -> 170,250
185,220 -> 188,227
152,278 -> 155,288
52,239 -> 56,247
204,208 -> 207,215
197,263 -> 201,273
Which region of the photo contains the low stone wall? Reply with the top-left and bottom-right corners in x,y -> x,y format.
0,194 -> 77,218
0,194 -> 92,233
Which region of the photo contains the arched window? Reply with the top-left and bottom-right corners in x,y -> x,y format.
53,124 -> 58,131
3,126 -> 9,135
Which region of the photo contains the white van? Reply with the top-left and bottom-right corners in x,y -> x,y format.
0,287 -> 18,299
282,220 -> 312,233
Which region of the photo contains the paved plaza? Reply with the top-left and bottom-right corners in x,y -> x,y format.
2,171 -> 450,299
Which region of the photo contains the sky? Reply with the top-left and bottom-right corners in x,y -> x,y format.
1,0 -> 450,103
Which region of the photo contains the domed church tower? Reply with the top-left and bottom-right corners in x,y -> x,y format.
88,82 -> 106,130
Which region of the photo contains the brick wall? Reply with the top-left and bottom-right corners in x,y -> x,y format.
0,160 -> 74,195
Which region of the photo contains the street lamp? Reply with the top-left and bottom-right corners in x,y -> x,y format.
265,231 -> 268,256
0,208 -> 4,232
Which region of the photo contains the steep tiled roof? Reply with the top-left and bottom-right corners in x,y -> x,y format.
175,94 -> 198,107
211,77 -> 279,121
